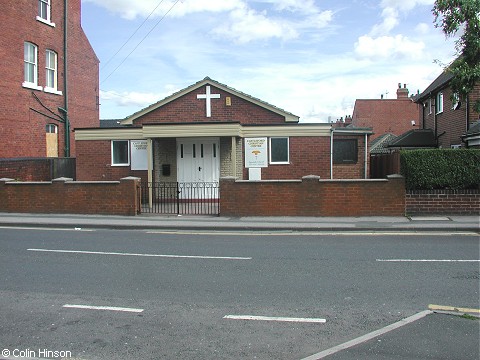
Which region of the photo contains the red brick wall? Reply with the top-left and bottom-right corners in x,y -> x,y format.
406,189 -> 480,215
220,175 -> 405,217
76,140 -> 147,181
0,0 -> 99,159
421,85 -> 478,148
468,83 -> 480,124
134,85 -> 287,125
243,137 -> 332,180
0,159 -> 51,181
0,177 -> 140,216
352,98 -> 419,140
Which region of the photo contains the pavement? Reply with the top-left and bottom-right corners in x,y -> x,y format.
0,212 -> 478,233
0,212 -> 478,360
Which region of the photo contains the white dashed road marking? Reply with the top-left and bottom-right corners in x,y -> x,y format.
27,248 -> 252,260
63,304 -> 144,313
223,315 -> 326,323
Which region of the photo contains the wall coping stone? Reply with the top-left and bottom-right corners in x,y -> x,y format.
53,177 -> 73,182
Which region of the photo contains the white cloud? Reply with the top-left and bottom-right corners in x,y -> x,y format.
213,5 -> 298,43
84,0 -> 244,20
100,89 -> 176,109
415,22 -> 430,34
355,34 -> 425,60
370,0 -> 434,36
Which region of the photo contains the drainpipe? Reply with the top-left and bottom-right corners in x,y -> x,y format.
364,133 -> 368,179
330,129 -> 334,179
63,0 -> 70,157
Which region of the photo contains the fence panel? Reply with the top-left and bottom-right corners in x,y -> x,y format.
141,182 -> 219,215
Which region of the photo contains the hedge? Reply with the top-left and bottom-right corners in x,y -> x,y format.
400,149 -> 480,190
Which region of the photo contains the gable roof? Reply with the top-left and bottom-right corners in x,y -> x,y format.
370,133 -> 397,154
120,77 -> 300,125
416,70 -> 454,102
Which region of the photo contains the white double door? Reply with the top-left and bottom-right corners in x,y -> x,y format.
177,138 -> 220,183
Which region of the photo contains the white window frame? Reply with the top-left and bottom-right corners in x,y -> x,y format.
46,124 -> 58,133
37,0 -> 55,27
44,50 -> 62,95
23,42 -> 42,91
436,92 -> 444,114
451,92 -> 460,110
428,98 -> 432,115
269,137 -> 290,164
111,140 -> 130,166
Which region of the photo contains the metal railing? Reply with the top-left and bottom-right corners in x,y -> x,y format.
140,182 -> 219,215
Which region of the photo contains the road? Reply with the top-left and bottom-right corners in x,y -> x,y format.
0,227 -> 478,359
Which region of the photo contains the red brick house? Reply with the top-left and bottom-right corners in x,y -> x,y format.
0,1 -> 99,169
75,77 -> 372,184
389,71 -> 480,148
417,71 -> 479,148
352,84 -> 421,140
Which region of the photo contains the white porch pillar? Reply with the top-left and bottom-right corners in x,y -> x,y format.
364,133 -> 368,179
147,138 -> 153,209
231,137 -> 237,178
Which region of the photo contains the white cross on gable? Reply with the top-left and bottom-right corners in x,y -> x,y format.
197,85 -> 220,118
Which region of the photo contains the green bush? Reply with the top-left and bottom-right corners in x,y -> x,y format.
400,149 -> 480,190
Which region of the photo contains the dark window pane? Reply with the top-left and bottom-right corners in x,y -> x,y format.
270,137 -> 289,163
113,140 -> 129,164
333,139 -> 357,163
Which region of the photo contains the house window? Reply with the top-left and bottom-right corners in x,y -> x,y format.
451,92 -> 461,110
46,124 -> 57,133
111,140 -> 130,166
428,98 -> 432,114
436,92 -> 443,114
45,50 -> 61,94
269,137 -> 289,164
333,139 -> 358,164
23,42 -> 42,90
37,0 -> 55,26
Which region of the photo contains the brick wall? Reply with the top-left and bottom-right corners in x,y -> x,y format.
0,0 -> 98,159
220,175 -> 405,217
76,140 -> 147,181
352,98 -> 419,140
0,177 -> 140,216
134,85 -> 286,126
0,159 -> 51,181
468,83 -> 480,124
406,189 -> 480,215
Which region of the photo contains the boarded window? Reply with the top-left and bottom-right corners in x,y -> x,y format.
333,139 -> 357,164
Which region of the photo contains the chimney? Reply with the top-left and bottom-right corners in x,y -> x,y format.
396,83 -> 409,99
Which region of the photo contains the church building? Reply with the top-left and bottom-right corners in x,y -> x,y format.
75,77 -> 372,184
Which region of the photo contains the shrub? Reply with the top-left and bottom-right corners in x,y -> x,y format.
400,149 -> 480,190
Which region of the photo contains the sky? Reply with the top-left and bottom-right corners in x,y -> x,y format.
81,0 -> 458,123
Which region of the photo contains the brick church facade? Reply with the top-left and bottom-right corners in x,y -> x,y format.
75,78 -> 372,183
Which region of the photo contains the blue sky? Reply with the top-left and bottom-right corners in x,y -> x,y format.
81,0 -> 458,122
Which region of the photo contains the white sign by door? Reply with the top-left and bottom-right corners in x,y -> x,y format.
245,138 -> 268,168
131,140 -> 148,170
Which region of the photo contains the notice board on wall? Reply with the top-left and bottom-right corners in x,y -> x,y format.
245,138 -> 268,168
131,140 -> 148,170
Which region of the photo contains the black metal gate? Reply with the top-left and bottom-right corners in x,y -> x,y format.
140,182 -> 219,215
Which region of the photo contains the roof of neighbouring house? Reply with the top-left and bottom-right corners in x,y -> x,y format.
370,133 -> 397,154
100,119 -> 125,128
388,129 -> 437,148
416,70 -> 454,102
